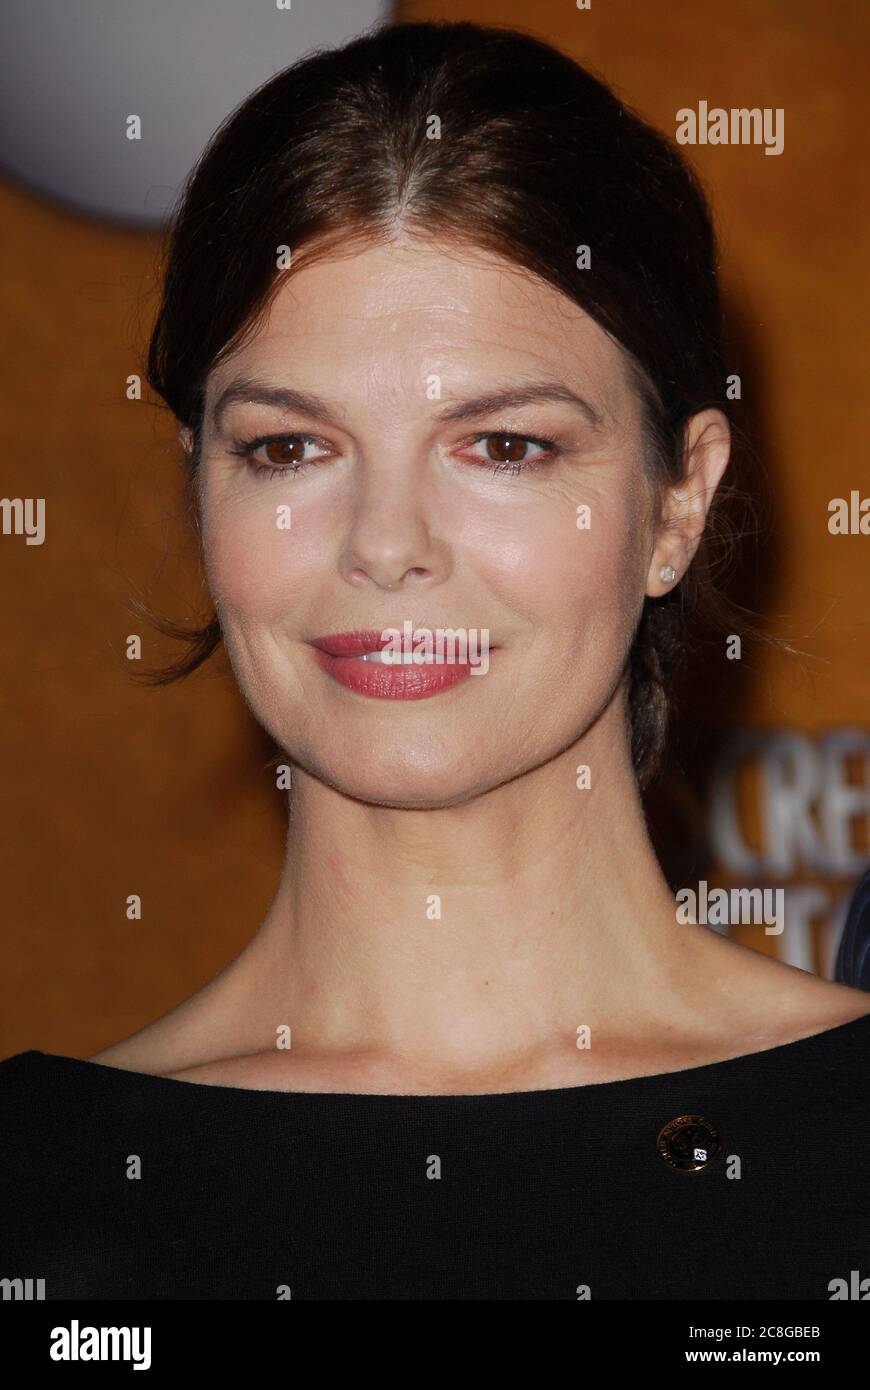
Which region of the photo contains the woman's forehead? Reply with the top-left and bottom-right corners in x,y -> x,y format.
205,241 -> 635,423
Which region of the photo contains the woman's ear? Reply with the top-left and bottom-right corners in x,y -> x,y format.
178,426 -> 194,456
645,408 -> 731,596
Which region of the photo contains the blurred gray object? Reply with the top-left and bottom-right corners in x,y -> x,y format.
0,0 -> 392,227
835,865 -> 870,991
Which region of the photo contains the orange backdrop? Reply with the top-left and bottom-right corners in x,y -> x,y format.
1,0 -> 867,1059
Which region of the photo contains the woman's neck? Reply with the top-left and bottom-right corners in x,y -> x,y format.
213,716 -> 702,1082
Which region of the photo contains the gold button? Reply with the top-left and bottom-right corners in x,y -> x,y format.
657,1114 -> 722,1171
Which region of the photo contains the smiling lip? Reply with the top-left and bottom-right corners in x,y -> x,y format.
309,629 -> 490,700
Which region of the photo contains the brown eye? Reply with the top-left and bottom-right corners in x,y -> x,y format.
486,433 -> 531,464
263,437 -> 308,466
229,432 -> 334,478
461,432 -> 560,472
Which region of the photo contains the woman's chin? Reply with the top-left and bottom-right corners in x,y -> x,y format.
302,752 -> 498,811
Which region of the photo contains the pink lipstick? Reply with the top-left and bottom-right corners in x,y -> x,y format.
309,629 -> 487,700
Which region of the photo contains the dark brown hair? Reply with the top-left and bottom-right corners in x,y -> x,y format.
142,18 -> 750,788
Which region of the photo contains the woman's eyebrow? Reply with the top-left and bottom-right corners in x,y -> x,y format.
211,380 -> 342,431
211,377 -> 606,432
436,382 -> 605,430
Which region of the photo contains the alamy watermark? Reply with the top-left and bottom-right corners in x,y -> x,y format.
676,880 -> 785,934
1,497 -> 45,544
50,1320 -> 151,1370
676,102 -> 784,156
1,1275 -> 45,1299
375,621 -> 490,674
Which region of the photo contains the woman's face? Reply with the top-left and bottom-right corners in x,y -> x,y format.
197,239 -> 661,807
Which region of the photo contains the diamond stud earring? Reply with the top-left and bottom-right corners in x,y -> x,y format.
659,564 -> 677,583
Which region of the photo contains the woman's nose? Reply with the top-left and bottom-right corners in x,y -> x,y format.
339,468 -> 451,592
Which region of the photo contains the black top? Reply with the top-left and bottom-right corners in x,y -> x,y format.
2,1018 -> 869,1301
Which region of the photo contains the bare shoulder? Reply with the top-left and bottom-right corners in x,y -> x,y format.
85,933 -> 870,1093
701,929 -> 870,1043
86,1010 -> 345,1092
86,973 -> 245,1077
87,1029 -> 381,1094
87,1033 -> 191,1076
86,1008 -> 224,1078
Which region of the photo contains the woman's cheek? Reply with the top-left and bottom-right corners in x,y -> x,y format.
470,490 -> 636,625
202,493 -> 330,621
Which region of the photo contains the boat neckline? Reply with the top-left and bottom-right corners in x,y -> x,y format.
21,1010 -> 870,1103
